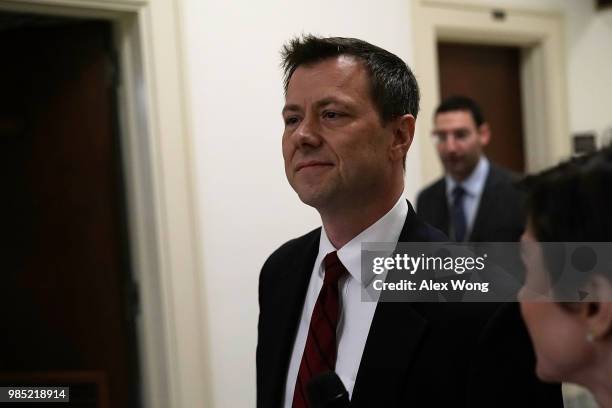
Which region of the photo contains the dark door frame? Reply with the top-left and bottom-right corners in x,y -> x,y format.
0,1 -> 209,407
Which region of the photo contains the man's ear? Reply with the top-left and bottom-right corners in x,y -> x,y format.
583,275 -> 612,341
389,114 -> 415,162
478,122 -> 491,147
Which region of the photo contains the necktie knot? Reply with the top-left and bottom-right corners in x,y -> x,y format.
452,185 -> 466,202
323,251 -> 347,285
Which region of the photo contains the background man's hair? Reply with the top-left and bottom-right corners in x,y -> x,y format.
280,34 -> 420,123
435,95 -> 485,127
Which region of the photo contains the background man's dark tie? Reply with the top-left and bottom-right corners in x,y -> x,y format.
292,251 -> 347,408
452,185 -> 467,242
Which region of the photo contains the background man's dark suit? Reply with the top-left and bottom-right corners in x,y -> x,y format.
257,203 -> 561,407
416,164 -> 525,242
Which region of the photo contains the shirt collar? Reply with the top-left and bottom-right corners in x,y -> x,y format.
446,155 -> 490,198
317,194 -> 408,287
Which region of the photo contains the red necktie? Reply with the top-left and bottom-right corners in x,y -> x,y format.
292,251 -> 347,408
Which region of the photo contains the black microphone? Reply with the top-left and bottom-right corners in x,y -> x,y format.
307,371 -> 350,408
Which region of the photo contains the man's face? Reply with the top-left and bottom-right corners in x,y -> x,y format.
282,56 -> 408,212
432,110 -> 489,181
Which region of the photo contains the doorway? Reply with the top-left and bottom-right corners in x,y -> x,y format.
0,13 -> 140,408
438,41 -> 526,173
0,1 -> 208,407
411,0 -> 570,186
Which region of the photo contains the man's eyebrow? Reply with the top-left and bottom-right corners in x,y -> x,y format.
434,126 -> 471,133
282,104 -> 301,116
315,97 -> 351,109
282,98 -> 353,116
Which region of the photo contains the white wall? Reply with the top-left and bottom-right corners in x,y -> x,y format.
180,0 -> 612,406
563,1 -> 612,138
181,1 -> 417,406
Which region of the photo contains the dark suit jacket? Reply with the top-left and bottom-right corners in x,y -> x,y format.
416,163 -> 525,242
257,202 -> 562,407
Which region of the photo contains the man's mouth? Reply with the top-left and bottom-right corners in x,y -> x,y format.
445,156 -> 462,165
295,161 -> 334,172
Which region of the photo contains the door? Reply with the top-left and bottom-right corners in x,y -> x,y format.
0,14 -> 139,408
438,41 -> 526,173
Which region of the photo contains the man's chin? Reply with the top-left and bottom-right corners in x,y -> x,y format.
444,163 -> 467,179
295,188 -> 332,209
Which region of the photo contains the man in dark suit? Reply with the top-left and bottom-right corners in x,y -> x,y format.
417,96 -> 525,242
257,36 -> 561,407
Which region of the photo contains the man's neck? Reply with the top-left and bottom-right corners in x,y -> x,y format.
319,186 -> 404,249
450,165 -> 477,183
449,156 -> 485,184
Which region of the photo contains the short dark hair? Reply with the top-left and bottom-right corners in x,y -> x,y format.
522,146 -> 612,299
280,35 -> 420,123
524,146 -> 612,243
435,95 -> 485,127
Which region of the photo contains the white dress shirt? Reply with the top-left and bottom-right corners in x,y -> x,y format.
445,156 -> 490,240
282,196 -> 408,407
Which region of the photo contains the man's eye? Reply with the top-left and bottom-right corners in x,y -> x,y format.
323,111 -> 342,119
433,132 -> 446,139
455,130 -> 470,139
431,132 -> 447,144
284,116 -> 299,126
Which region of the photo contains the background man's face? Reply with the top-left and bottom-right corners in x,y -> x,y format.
432,110 -> 489,181
282,56 -> 395,212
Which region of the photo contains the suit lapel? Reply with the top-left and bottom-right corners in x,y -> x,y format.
266,232 -> 319,407
351,205 -> 429,406
433,180 -> 450,235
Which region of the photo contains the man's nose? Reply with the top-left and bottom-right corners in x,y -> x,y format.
294,115 -> 322,148
445,135 -> 458,152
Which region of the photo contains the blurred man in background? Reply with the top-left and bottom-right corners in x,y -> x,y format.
417,96 -> 525,242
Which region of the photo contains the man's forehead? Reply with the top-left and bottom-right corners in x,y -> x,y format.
434,110 -> 477,128
295,54 -> 362,73
284,56 -> 370,109
287,56 -> 366,89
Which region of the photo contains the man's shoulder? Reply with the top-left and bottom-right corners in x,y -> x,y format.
488,163 -> 523,186
267,227 -> 320,259
415,178 -> 446,219
417,177 -> 446,200
260,227 -> 320,277
485,164 -> 526,205
408,219 -> 448,242
403,201 -> 449,242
